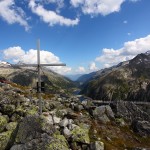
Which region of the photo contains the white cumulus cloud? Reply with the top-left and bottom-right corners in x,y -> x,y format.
89,62 -> 98,71
95,34 -> 150,68
129,0 -> 140,2
76,66 -> 86,73
0,0 -> 30,31
3,46 -> 25,60
2,46 -> 72,75
36,0 -> 64,13
29,0 -> 79,26
70,0 -> 125,16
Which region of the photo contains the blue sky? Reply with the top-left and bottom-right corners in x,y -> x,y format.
0,0 -> 150,75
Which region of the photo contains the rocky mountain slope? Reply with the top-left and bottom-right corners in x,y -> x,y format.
0,81 -> 150,150
77,72 -> 96,84
0,62 -> 75,93
80,51 -> 150,101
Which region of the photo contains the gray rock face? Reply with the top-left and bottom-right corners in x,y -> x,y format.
59,117 -> 69,127
53,116 -> 61,124
71,124 -> 90,144
9,115 -> 71,150
10,144 -> 24,150
0,131 -> 15,150
90,141 -> 104,150
132,120 -> 150,137
74,104 -> 84,112
0,115 -> 8,132
16,115 -> 56,144
112,101 -> 150,122
93,105 -> 114,123
63,127 -> 71,137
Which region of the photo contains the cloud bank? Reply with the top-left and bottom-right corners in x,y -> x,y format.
95,35 -> 150,68
29,0 -> 79,26
70,0 -> 125,16
2,46 -> 71,74
0,0 -> 140,30
1,35 -> 150,75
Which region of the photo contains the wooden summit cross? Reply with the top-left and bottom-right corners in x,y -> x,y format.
13,40 -> 66,115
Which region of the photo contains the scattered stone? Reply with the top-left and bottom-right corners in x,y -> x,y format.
90,141 -> 104,150
71,125 -> 90,144
1,104 -> 15,116
5,122 -> 18,131
47,133 -> 69,150
44,115 -> 54,125
132,120 -> 150,137
93,105 -> 114,124
59,117 -> 69,127
0,131 -> 13,150
0,81 -> 150,149
63,127 -> 71,138
116,118 -> 126,127
53,116 -> 61,124
56,109 -> 68,118
10,113 -> 21,122
10,144 -> 24,150
74,104 -> 84,112
0,115 -> 8,132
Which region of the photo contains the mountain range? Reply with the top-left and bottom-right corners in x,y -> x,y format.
79,51 -> 150,102
0,51 -> 150,101
0,62 -> 75,93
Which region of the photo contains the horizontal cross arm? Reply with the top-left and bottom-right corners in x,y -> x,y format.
40,63 -> 66,66
12,63 -> 66,67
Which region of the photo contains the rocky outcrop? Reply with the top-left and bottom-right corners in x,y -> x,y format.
0,115 -> 8,132
111,101 -> 150,137
93,105 -> 114,124
0,83 -> 150,149
11,115 -> 60,150
132,120 -> 150,137
111,101 -> 150,122
90,141 -> 104,150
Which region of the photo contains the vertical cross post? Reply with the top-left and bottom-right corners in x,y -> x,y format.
37,39 -> 42,115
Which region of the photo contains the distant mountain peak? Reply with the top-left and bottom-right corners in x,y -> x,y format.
0,61 -> 11,67
129,50 -> 150,66
17,61 -> 26,65
145,50 -> 150,55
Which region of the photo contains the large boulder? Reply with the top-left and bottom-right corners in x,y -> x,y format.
0,122 -> 18,150
15,115 -> 55,144
10,115 -> 70,150
59,117 -> 69,127
93,105 -> 114,124
6,122 -> 18,131
90,141 -> 104,150
112,101 -> 150,122
71,125 -> 90,144
1,104 -> 15,116
0,131 -> 13,150
47,133 -> 69,150
0,115 -> 8,132
132,120 -> 150,137
11,133 -> 69,150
